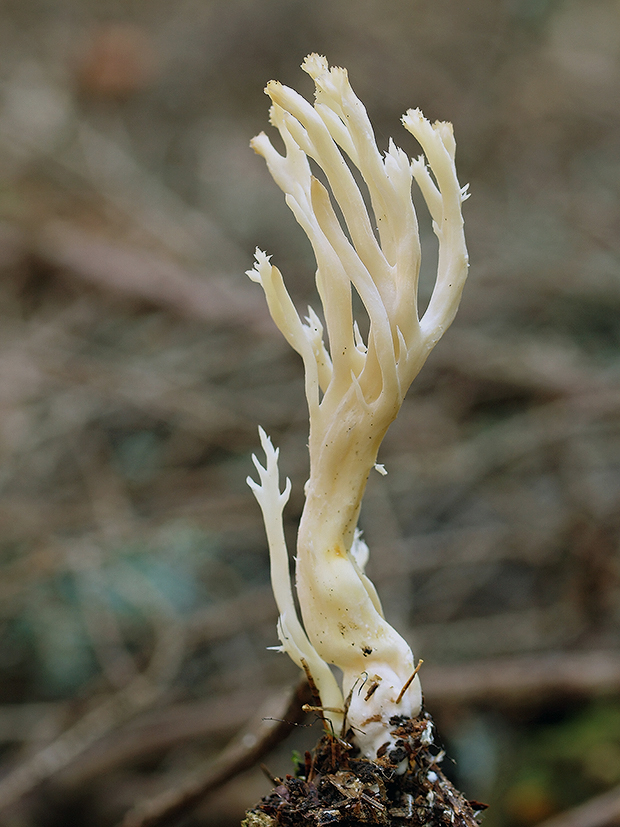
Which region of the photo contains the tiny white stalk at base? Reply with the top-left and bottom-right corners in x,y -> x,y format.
246,54 -> 468,759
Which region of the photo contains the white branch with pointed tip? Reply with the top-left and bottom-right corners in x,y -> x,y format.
246,427 -> 344,732
247,55 -> 468,758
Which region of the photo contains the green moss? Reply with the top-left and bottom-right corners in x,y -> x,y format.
241,812 -> 277,827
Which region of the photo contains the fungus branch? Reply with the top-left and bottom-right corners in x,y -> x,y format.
246,54 -> 468,757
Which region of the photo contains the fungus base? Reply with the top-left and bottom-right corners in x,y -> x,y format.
242,709 -> 484,827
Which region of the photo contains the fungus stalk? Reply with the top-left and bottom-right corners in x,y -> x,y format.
247,55 -> 469,760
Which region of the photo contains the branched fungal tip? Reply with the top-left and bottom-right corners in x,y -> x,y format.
247,55 -> 468,758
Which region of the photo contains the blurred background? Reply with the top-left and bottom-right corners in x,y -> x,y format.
0,0 -> 619,825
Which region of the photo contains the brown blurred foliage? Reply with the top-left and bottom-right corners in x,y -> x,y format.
0,1 -> 619,825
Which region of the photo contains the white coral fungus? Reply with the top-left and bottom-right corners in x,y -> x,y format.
246,55 -> 468,759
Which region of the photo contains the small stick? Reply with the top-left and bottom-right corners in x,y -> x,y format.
259,765 -> 279,785
364,681 -> 380,702
300,658 -> 332,733
120,679 -> 311,827
302,705 -> 345,715
395,660 -> 423,705
299,659 -> 322,706
340,679 -> 358,738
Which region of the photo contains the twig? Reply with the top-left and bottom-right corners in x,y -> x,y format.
535,784 -> 620,827
36,221 -> 271,332
0,550 -> 186,812
433,328 -> 606,399
56,687 -> 275,787
119,678 -> 312,827
421,650 -> 620,706
0,675 -> 161,812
